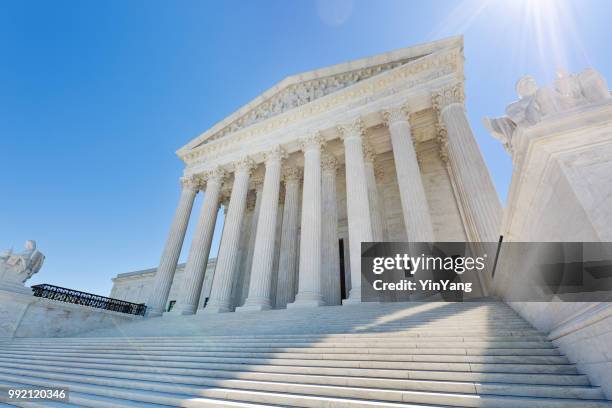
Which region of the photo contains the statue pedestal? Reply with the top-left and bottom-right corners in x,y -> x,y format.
0,281 -> 33,295
0,289 -> 35,338
501,100 -> 612,242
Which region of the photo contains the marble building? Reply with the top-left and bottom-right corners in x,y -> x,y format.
141,36 -> 502,317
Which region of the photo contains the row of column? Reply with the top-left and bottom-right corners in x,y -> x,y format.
148,96 -> 491,315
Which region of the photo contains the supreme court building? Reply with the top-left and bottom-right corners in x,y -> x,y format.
111,36 -> 502,317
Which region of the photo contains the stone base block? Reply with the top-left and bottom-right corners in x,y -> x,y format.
165,305 -> 196,316
199,304 -> 232,314
235,303 -> 271,313
287,298 -> 325,308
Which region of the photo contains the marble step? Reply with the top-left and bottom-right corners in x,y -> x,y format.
0,351 -> 576,373
0,350 -> 569,364
14,329 -> 546,340
0,366 -> 610,408
7,333 -> 548,344
0,359 -> 604,400
0,345 -> 563,358
3,340 -> 554,354
2,339 -> 556,350
0,354 -> 588,385
0,372 -> 448,408
0,376 -> 282,408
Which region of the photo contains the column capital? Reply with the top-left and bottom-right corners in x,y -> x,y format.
250,175 -> 264,191
220,183 -> 232,206
282,166 -> 302,184
245,190 -> 257,212
202,167 -> 227,186
180,176 -> 200,193
337,118 -> 365,140
432,83 -> 465,114
232,156 -> 256,175
263,145 -> 288,164
374,163 -> 385,181
321,152 -> 339,172
363,142 -> 376,163
436,122 -> 450,163
299,132 -> 325,152
381,105 -> 409,127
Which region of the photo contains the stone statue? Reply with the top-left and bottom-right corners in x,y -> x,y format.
484,68 -> 610,155
0,240 -> 45,293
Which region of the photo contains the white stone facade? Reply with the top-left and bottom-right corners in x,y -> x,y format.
110,259 -> 217,311
142,36 -> 501,316
486,68 -> 612,398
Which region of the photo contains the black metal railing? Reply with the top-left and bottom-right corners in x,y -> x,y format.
31,284 -> 147,316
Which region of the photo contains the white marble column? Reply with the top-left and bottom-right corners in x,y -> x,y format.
147,176 -> 198,316
203,157 -> 255,313
275,167 -> 301,308
363,143 -> 386,242
230,191 -> 255,307
383,106 -> 435,242
288,133 -> 325,308
321,152 -> 342,306
432,85 -> 501,242
237,147 -> 286,312
171,168 -> 225,315
338,119 -> 373,304
236,178 -> 263,306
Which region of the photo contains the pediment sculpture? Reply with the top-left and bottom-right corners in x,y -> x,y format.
483,68 -> 610,155
0,240 -> 45,293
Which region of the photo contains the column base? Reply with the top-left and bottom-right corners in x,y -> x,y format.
164,305 -> 197,316
200,302 -> 233,313
145,308 -> 164,318
287,295 -> 325,309
235,303 -> 272,313
343,290 -> 362,305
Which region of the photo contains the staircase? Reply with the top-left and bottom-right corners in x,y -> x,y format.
0,302 -> 610,407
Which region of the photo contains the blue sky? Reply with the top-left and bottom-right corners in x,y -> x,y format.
1,0 -> 610,296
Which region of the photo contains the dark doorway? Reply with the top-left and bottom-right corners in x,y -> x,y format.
339,238 -> 347,300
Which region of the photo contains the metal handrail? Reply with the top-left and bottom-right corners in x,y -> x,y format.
31,284 -> 146,316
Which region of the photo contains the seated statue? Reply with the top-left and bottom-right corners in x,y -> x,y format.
0,240 -> 45,290
483,68 -> 610,156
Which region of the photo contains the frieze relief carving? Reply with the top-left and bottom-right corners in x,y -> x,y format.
182,47 -> 462,166
202,60 -> 413,145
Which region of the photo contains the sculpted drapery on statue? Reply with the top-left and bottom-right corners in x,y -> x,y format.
483,68 -> 611,156
0,240 -> 45,293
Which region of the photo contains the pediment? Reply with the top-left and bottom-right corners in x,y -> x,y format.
180,36 -> 463,154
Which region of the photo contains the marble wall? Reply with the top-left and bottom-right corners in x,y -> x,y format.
0,289 -> 140,338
